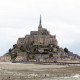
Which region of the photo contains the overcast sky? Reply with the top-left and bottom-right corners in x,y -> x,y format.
0,0 -> 80,56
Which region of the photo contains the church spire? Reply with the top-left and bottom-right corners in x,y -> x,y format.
39,15 -> 42,28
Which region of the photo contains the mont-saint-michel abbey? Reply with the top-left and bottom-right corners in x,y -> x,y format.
1,1 -> 80,80
17,15 -> 58,48
0,15 -> 80,62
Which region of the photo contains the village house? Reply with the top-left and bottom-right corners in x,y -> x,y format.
0,54 -> 11,62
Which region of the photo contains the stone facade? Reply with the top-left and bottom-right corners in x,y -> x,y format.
15,52 -> 27,61
17,16 -> 58,48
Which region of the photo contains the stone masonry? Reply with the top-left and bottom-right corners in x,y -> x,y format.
17,15 -> 58,48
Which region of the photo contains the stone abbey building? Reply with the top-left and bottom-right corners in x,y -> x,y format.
17,15 -> 58,48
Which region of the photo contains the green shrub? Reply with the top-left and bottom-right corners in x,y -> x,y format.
49,54 -> 53,58
64,48 -> 69,53
13,44 -> 17,49
11,53 -> 17,60
20,46 -> 26,52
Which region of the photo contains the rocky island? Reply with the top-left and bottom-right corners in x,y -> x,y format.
0,15 -> 80,63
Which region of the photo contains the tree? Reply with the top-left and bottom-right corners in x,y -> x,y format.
11,53 -> 17,60
27,51 -> 30,61
13,44 -> 17,49
56,46 -> 59,51
49,54 -> 53,58
49,47 -> 53,52
9,49 -> 12,55
32,56 -> 35,59
30,41 -> 34,47
64,48 -> 69,53
9,49 -> 12,53
20,46 -> 26,52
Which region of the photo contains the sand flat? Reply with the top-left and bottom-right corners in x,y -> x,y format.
0,62 -> 67,69
0,62 -> 80,80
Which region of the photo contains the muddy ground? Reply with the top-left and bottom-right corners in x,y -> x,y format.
0,62 -> 80,80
